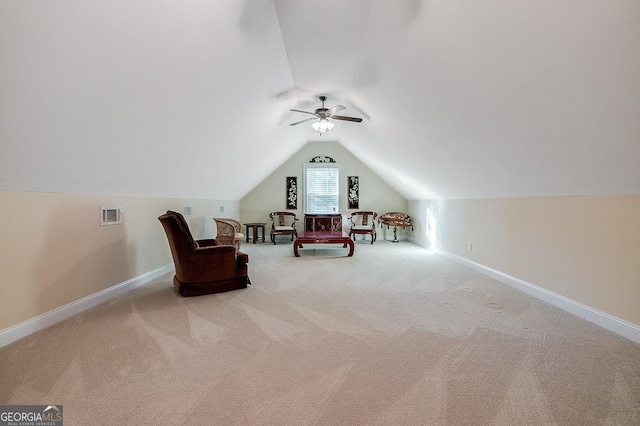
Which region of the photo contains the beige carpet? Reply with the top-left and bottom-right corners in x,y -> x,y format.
1,240 -> 639,425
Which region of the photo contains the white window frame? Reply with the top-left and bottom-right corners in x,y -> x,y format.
303,163 -> 341,214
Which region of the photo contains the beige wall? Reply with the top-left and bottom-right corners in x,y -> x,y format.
409,196 -> 640,326
240,142 -> 408,238
10,179 -> 638,339
0,190 -> 238,330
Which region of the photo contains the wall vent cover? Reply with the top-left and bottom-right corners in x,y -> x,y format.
100,206 -> 122,226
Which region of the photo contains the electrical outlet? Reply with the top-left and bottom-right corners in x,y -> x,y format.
468,242 -> 473,251
219,206 -> 224,213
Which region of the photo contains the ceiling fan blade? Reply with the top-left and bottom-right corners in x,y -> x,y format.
289,117 -> 317,126
331,115 -> 363,123
327,104 -> 346,115
290,109 -> 317,116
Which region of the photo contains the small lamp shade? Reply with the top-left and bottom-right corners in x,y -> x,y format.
312,118 -> 334,133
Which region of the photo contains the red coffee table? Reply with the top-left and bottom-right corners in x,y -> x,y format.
293,231 -> 355,257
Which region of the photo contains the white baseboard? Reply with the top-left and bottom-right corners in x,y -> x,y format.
0,264 -> 174,348
439,250 -> 640,345
408,237 -> 430,249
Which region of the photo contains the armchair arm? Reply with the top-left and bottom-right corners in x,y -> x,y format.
236,250 -> 249,266
190,244 -> 236,256
196,238 -> 219,248
235,250 -> 249,279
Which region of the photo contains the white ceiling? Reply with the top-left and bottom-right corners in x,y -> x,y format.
1,0 -> 639,200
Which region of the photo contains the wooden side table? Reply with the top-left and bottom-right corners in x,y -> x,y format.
379,212 -> 412,243
244,222 -> 266,244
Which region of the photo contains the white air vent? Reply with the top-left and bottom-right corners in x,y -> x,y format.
100,206 -> 122,226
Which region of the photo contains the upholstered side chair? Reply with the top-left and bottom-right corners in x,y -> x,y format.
158,211 -> 249,296
349,211 -> 378,244
269,211 -> 298,244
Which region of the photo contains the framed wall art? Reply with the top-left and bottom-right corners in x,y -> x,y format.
286,176 -> 297,209
348,176 -> 359,209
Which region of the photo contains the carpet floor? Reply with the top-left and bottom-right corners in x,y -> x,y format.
1,240 -> 639,425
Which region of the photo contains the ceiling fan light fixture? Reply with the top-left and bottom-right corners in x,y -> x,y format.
289,96 -> 361,130
312,118 -> 334,133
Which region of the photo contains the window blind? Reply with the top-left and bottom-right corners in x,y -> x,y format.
306,166 -> 339,214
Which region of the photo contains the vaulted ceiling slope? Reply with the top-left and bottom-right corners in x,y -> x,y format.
1,1 -> 639,200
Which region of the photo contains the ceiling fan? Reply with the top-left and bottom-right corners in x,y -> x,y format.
289,96 -> 362,132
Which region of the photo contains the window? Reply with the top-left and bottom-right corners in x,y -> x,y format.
304,163 -> 340,214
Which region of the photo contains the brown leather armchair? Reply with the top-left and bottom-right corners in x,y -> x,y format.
159,211 -> 249,296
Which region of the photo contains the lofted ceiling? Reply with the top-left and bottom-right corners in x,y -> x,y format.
1,0 -> 639,200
